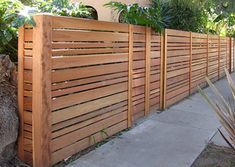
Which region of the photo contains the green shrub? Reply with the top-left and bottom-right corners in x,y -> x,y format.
0,0 -> 24,62
105,0 -> 208,33
0,0 -> 92,62
35,0 -> 92,18
160,0 -> 208,33
105,0 -> 235,36
105,1 -> 172,33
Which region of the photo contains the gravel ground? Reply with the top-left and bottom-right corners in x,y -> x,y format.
192,143 -> 235,167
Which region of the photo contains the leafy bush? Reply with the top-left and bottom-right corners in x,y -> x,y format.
105,0 -> 208,32
204,0 -> 235,36
199,69 -> 235,149
105,0 -> 235,36
0,0 -> 93,62
0,0 -> 24,62
105,1 -> 172,33
160,0 -> 208,33
35,0 -> 92,18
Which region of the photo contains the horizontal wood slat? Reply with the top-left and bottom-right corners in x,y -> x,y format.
165,29 -> 231,107
52,30 -> 128,42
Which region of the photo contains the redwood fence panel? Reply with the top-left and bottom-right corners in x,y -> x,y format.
208,35 -> 219,81
191,32 -> 208,93
18,15 -> 234,167
164,29 -> 191,107
50,16 -> 130,165
162,29 -> 233,108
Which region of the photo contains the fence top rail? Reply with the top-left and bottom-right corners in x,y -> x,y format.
166,28 -> 232,39
166,28 -> 190,37
51,15 -> 128,32
32,14 -> 150,33
191,32 -> 208,38
27,15 -> 233,40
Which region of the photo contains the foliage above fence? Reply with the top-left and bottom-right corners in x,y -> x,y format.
0,0 -> 94,62
106,0 -> 235,37
17,15 -> 234,167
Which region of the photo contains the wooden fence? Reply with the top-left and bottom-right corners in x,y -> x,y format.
18,15 -> 235,167
163,30 -> 233,108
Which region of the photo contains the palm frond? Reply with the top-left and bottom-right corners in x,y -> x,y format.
198,70 -> 235,148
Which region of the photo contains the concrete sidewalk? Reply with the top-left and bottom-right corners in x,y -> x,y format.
67,74 -> 234,167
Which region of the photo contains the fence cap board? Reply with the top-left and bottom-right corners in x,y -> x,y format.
192,32 -> 208,38
166,29 -> 190,37
51,15 -> 129,32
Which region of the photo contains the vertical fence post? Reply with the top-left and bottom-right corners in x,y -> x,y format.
160,29 -> 167,110
128,25 -> 133,128
229,37 -> 232,73
206,34 -> 209,77
145,27 -> 151,115
160,32 -> 164,110
232,38 -> 234,72
234,38 -> 235,72
189,32 -> 192,95
233,38 -> 235,72
32,15 -> 52,167
218,36 -> 220,79
226,38 -> 228,70
18,26 -> 25,161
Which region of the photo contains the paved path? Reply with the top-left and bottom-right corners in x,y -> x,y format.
67,74 -> 234,167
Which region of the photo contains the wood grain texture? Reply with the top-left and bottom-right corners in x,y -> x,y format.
218,36 -> 221,78
226,38 -> 228,70
160,33 -> 164,110
18,26 -> 25,161
234,38 -> 235,72
206,34 -> 209,77
128,25 -> 133,127
32,15 -> 52,167
229,37 -> 232,73
189,32 -> 192,94
145,27 -> 151,115
163,29 -> 168,109
52,15 -> 129,32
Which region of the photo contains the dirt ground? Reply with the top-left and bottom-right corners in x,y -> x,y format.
192,143 -> 235,167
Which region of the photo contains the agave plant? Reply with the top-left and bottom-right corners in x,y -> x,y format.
198,69 -> 235,149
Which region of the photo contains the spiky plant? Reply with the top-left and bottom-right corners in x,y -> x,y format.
198,69 -> 235,149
